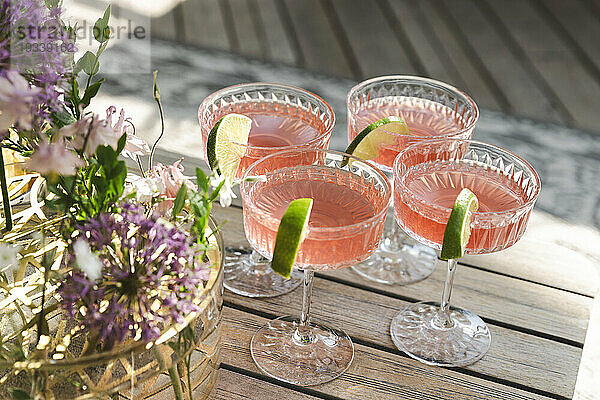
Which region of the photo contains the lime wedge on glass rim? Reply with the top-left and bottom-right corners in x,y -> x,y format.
270,198 -> 313,279
440,188 -> 479,261
207,113 -> 252,181
342,116 -> 409,165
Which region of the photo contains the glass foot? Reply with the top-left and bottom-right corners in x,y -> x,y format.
390,302 -> 491,367
224,248 -> 303,297
351,236 -> 437,285
250,316 -> 354,386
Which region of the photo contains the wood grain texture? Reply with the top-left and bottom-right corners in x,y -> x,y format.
284,0 -> 353,78
150,8 -> 177,41
415,0 -> 503,111
384,0 -> 462,87
181,0 -> 230,50
574,292 -> 600,400
255,0 -> 297,64
215,369 -> 320,399
212,205 -> 592,344
331,0 -> 415,78
223,274 -> 580,397
222,307 -> 554,400
485,0 -> 600,133
443,0 -> 563,124
228,0 -> 264,58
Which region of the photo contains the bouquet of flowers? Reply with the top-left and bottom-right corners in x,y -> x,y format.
0,2 -> 229,399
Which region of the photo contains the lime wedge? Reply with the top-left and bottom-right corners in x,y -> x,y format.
440,188 -> 479,261
207,113 -> 252,181
271,198 -> 313,278
342,116 -> 409,166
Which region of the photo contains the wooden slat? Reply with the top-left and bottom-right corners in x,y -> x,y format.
212,204 -> 592,343
215,369 -> 320,399
227,0 -> 264,58
223,277 -> 580,397
384,0 -> 463,87
442,0 -> 564,124
574,292 -> 600,400
330,0 -> 415,78
181,0 -> 230,50
284,0 -> 354,78
485,0 -> 600,133
223,307 -> 554,400
150,8 -> 177,41
537,0 -> 600,87
412,0 -> 503,111
255,0 -> 297,64
462,211 -> 600,297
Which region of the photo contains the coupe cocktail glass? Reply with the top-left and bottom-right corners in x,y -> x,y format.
347,76 -> 479,285
391,139 -> 541,367
241,148 -> 391,385
198,83 -> 334,297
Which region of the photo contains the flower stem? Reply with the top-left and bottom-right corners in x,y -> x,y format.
0,149 -> 13,232
152,345 -> 185,400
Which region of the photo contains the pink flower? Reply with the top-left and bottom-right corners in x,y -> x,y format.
58,114 -> 119,155
105,106 -> 150,160
0,70 -> 41,131
25,141 -> 84,176
149,159 -> 196,199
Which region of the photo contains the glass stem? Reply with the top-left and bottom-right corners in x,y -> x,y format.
294,270 -> 314,344
439,258 -> 458,328
380,222 -> 405,253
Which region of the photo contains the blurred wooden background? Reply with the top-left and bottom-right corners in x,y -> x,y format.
147,0 -> 600,135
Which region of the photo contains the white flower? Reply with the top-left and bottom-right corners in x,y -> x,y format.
125,173 -> 164,203
209,170 -> 236,207
73,239 -> 103,281
0,70 -> 41,131
25,141 -> 85,176
0,243 -> 20,273
105,106 -> 150,160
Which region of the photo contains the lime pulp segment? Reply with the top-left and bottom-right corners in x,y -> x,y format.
343,116 -> 409,165
207,113 -> 252,181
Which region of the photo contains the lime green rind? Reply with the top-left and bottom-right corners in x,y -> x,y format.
206,118 -> 222,171
342,116 -> 408,166
270,198 -> 313,279
440,188 -> 478,261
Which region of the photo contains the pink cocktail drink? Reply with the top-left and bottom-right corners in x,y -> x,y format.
396,159 -> 533,254
346,76 -> 479,285
349,97 -> 470,170
244,166 -> 385,268
390,139 -> 541,367
199,84 -> 333,179
241,148 -> 391,386
198,83 -> 335,298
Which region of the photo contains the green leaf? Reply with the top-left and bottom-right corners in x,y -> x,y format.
173,184 -> 188,217
50,110 -> 77,129
93,6 -> 111,43
81,78 -> 104,108
44,0 -> 60,9
209,179 -> 225,202
8,388 -> 31,400
116,133 -> 127,154
77,51 -> 99,75
195,168 -> 209,193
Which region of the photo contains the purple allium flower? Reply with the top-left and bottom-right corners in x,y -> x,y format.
58,202 -> 212,350
0,0 -> 73,125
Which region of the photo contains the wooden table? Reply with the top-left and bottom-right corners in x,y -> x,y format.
207,202 -> 596,400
